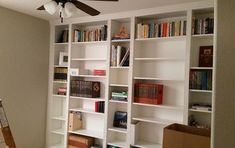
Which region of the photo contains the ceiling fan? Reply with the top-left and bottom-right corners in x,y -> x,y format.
37,0 -> 118,22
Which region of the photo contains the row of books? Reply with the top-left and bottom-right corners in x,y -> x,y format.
189,70 -> 212,90
136,20 -> 187,39
72,25 -> 108,42
111,91 -> 128,102
95,101 -> 105,113
110,45 -> 130,67
134,83 -> 164,105
192,17 -> 214,35
70,80 -> 100,98
54,67 -> 67,81
57,29 -> 69,43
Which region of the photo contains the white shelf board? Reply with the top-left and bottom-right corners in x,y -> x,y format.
132,116 -> 182,125
69,129 -> 103,139
192,34 -> 214,38
111,39 -> 130,42
54,65 -> 68,68
134,58 -> 184,61
53,80 -> 67,84
73,75 -> 106,78
189,109 -> 212,114
109,100 -> 128,104
70,96 -> 105,101
52,116 -> 66,121
71,58 -> 106,61
190,67 -> 213,70
135,36 -> 186,41
108,127 -> 127,134
50,143 -> 64,148
69,108 -> 105,116
110,84 -> 128,87
52,94 -> 66,98
72,41 -> 107,45
108,140 -> 126,148
54,42 -> 68,46
133,102 -> 183,110
51,128 -> 65,135
134,77 -> 184,82
110,66 -> 129,69
189,89 -> 213,93
133,141 -> 162,148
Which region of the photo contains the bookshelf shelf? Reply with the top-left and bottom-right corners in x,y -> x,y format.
110,84 -> 128,87
108,127 -> 127,134
53,80 -> 67,84
132,116 -> 181,125
192,34 -> 214,38
132,141 -> 162,148
52,94 -> 66,98
111,39 -> 130,43
189,109 -> 212,114
52,116 -> 66,121
69,108 -> 105,116
135,36 -> 186,41
72,41 -> 108,45
109,100 -> 128,104
108,140 -> 126,148
50,143 -> 64,148
54,65 -> 68,68
133,102 -> 183,110
73,75 -> 106,78
189,89 -> 213,93
71,58 -> 106,61
134,77 -> 184,82
70,96 -> 105,101
69,129 -> 103,139
190,67 -> 213,70
110,66 -> 129,69
54,42 -> 68,46
51,128 -> 65,135
134,58 -> 185,61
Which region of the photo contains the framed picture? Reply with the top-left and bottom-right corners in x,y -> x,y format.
199,46 -> 213,67
59,52 -> 68,66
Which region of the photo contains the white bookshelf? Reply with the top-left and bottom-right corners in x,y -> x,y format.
47,2 -> 215,148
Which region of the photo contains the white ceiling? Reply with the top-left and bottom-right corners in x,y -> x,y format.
0,0 -> 203,20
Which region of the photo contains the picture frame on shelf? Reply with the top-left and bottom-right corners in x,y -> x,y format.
59,52 -> 68,66
199,46 -> 213,67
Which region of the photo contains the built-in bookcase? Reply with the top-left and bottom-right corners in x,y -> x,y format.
188,8 -> 214,129
47,1 -> 215,148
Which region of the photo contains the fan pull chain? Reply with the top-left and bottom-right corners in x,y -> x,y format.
60,11 -> 63,23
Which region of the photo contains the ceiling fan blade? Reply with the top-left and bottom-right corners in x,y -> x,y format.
37,5 -> 45,10
72,0 -> 100,16
87,0 -> 118,1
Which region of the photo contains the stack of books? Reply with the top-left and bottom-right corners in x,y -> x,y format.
111,91 -> 128,102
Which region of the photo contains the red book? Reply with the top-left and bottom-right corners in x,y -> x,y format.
95,102 -> 99,112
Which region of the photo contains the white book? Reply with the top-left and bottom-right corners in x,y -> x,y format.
137,23 -> 142,39
116,45 -> 122,67
180,20 -> 184,36
111,45 -> 117,66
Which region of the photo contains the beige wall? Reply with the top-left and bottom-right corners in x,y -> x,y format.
0,6 -> 49,148
213,0 -> 235,147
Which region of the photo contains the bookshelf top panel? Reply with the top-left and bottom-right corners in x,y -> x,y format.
135,11 -> 187,20
72,20 -> 108,27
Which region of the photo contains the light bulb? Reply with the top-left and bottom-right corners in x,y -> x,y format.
64,2 -> 77,17
44,1 -> 58,15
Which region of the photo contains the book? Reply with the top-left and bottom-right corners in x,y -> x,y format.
69,111 -> 82,131
113,111 -> 127,129
119,48 -> 130,66
199,46 -> 213,67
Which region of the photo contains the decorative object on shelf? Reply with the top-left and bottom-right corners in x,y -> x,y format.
54,67 -> 68,81
70,68 -> 89,76
69,111 -> 82,131
112,26 -> 130,40
191,103 -> 212,111
37,0 -> 119,23
111,91 -> 128,102
70,80 -> 100,98
59,52 -> 68,66
107,145 -> 119,148
199,46 -> 213,67
68,134 -> 94,148
57,87 -> 67,95
189,70 -> 212,90
134,83 -> 164,105
113,111 -> 127,129
192,17 -> 214,35
93,69 -> 106,76
188,115 -> 210,129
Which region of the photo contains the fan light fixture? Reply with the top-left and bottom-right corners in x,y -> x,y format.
37,0 -> 119,23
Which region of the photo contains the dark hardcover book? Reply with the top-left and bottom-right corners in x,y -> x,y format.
199,46 -> 213,67
113,111 -> 127,129
54,67 -> 67,81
